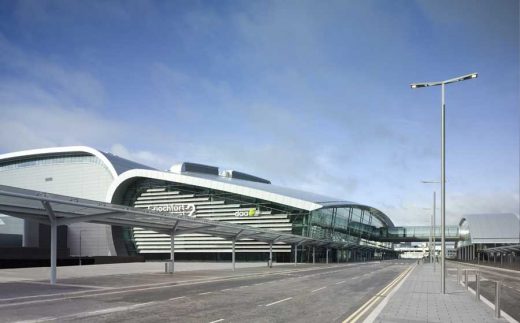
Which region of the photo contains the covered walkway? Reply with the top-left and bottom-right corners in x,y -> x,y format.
0,185 -> 392,284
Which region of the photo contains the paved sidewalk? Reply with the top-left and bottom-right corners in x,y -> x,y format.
370,263 -> 507,322
0,261 -> 288,282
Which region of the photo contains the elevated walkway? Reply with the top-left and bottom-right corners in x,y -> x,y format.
380,225 -> 460,242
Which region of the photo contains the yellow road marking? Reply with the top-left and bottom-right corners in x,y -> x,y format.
342,265 -> 414,323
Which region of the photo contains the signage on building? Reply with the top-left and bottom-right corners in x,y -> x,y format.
148,204 -> 196,217
235,208 -> 258,217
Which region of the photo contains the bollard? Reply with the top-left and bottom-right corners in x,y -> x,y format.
464,269 -> 468,290
495,281 -> 501,318
475,271 -> 480,301
457,267 -> 461,284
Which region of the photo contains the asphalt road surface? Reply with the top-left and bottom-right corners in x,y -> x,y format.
0,260 -> 413,323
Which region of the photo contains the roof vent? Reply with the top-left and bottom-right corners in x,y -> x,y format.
170,162 -> 219,176
221,170 -> 271,184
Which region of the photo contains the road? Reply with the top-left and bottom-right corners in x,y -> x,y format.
0,260 -> 412,322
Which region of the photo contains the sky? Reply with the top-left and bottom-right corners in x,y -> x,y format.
0,0 -> 518,226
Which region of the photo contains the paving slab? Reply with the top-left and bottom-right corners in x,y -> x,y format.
370,263 -> 507,323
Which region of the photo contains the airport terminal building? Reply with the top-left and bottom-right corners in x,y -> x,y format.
0,146 -> 395,263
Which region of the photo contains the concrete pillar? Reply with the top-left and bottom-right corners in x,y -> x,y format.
23,220 -> 39,248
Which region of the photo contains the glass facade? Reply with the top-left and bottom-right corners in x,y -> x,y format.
306,206 -> 390,249
384,225 -> 459,241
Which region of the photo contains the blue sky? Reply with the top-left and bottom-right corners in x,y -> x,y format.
0,0 -> 518,225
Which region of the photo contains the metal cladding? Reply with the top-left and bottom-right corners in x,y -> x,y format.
459,213 -> 520,244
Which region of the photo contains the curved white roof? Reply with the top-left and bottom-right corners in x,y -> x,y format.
106,169 -> 391,223
0,146 -> 153,178
460,213 -> 520,244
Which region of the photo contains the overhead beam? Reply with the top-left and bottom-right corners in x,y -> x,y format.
174,225 -> 216,235
90,219 -> 173,232
41,201 -> 56,222
57,211 -> 124,226
0,211 -> 51,225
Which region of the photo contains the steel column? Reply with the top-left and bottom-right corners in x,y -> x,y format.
433,191 -> 436,271
169,231 -> 175,274
269,242 -> 273,268
232,238 -> 236,272
294,243 -> 297,266
441,82 -> 446,294
50,219 -> 57,284
326,248 -> 329,264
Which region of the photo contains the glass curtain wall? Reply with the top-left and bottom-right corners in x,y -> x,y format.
307,206 -> 387,245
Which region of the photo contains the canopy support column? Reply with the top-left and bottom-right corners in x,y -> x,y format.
326,248 -> 329,264
168,221 -> 179,274
294,243 -> 298,266
232,238 -> 236,272
169,231 -> 175,274
269,242 -> 273,268
42,201 -> 57,285
50,219 -> 57,284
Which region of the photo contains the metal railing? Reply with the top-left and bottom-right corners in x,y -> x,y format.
456,266 -> 503,318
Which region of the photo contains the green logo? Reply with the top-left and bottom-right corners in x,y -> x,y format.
249,208 -> 256,216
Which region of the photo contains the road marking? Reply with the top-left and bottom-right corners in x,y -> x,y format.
311,287 -> 327,293
0,264 -> 357,308
351,277 -> 359,280
265,297 -> 292,307
209,319 -> 224,323
23,301 -> 158,322
343,265 -> 414,323
221,288 -> 233,292
169,296 -> 185,301
335,280 -> 346,285
198,292 -> 212,295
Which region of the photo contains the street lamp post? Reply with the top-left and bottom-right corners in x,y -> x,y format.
411,72 -> 478,294
422,181 -> 439,272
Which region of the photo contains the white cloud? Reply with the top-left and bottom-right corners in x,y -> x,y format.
0,33 -> 119,153
110,143 -> 168,169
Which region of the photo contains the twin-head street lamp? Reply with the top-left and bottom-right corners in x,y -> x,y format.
411,72 -> 478,294
410,73 -> 478,89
